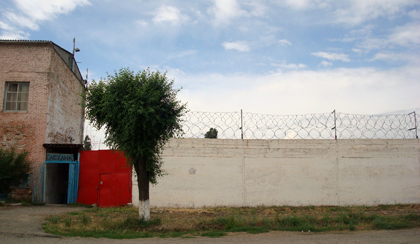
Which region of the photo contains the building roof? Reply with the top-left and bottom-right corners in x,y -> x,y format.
0,39 -> 85,87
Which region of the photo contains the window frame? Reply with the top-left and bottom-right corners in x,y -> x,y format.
14,173 -> 31,189
3,82 -> 30,112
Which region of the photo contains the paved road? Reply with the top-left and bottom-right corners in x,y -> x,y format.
1,205 -> 420,244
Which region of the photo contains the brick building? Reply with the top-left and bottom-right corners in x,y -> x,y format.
0,40 -> 85,203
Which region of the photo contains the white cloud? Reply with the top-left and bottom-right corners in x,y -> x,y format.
279,0 -> 418,25
356,21 -> 420,51
135,20 -> 148,27
13,0 -> 90,21
388,22 -> 420,47
312,52 -> 351,62
167,50 -> 197,59
208,0 -> 248,25
369,53 -> 392,61
0,21 -> 13,31
273,61 -> 307,69
408,9 -> 420,19
222,41 -> 250,52
177,65 -> 420,115
153,5 -> 188,25
278,39 -> 292,46
0,30 -> 29,40
332,0 -> 418,25
320,61 -> 333,66
4,12 -> 38,30
369,51 -> 420,63
1,0 -> 90,39
280,0 -> 317,9
247,2 -> 267,17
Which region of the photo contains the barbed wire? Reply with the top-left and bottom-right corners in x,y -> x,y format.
181,111 -> 419,139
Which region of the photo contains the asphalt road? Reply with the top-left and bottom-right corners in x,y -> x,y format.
1,205 -> 420,244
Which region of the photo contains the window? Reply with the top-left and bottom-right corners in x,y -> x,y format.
4,82 -> 29,111
14,174 -> 31,189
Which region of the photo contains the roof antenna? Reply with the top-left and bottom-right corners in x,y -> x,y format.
72,37 -> 80,55
85,68 -> 89,85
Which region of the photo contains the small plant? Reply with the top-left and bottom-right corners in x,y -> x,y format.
201,231 -> 226,238
64,217 -> 72,227
46,216 -> 60,224
84,135 -> 92,150
211,216 -> 237,230
0,148 -> 32,194
121,216 -> 162,229
349,222 -> 355,231
80,215 -> 92,225
204,128 -> 218,139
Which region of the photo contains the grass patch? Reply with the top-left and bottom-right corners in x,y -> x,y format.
201,231 -> 227,238
42,204 -> 420,239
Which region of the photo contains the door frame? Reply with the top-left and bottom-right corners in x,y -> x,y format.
43,153 -> 80,204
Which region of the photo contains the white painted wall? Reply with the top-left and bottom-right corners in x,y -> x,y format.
133,139 -> 420,207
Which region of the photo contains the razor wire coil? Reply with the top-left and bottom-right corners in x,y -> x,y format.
180,111 -> 419,139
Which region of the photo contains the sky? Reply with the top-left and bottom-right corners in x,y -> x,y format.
1,0 -> 419,146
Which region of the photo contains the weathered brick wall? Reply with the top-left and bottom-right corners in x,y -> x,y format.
0,42 -> 85,200
45,46 -> 84,144
0,44 -> 51,198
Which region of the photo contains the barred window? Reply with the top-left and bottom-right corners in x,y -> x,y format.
4,82 -> 29,111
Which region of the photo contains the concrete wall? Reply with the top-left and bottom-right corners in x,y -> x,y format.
133,138 -> 420,207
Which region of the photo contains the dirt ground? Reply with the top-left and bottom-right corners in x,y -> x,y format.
1,205 -> 420,244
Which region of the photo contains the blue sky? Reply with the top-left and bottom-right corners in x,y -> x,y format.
1,0 -> 419,116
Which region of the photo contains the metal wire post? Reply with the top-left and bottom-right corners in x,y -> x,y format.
331,109 -> 337,140
240,109 -> 244,139
408,111 -> 418,139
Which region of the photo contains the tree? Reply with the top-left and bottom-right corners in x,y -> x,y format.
0,148 -> 31,194
84,68 -> 187,220
204,128 -> 218,139
83,135 -> 92,150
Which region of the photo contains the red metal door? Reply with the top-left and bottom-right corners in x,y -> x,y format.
98,173 -> 113,207
78,150 -> 132,207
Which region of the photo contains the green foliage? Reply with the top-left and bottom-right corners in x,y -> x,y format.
204,128 -> 218,139
83,135 -> 92,150
80,215 -> 92,225
201,231 -> 227,238
120,217 -> 162,229
0,148 -> 31,194
42,205 -> 420,239
84,68 -> 187,184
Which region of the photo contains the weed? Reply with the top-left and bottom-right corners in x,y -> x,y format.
64,217 -> 72,227
322,213 -> 331,226
169,232 -> 186,238
349,222 -> 356,231
213,216 -> 237,230
372,216 -> 415,230
232,226 -> 270,234
41,205 -> 420,239
337,212 -> 350,225
403,214 -> 420,221
201,231 -> 227,238
46,216 -> 60,224
120,216 -> 162,230
279,215 -> 303,227
80,215 -> 92,225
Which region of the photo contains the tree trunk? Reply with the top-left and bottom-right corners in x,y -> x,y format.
137,157 -> 150,221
